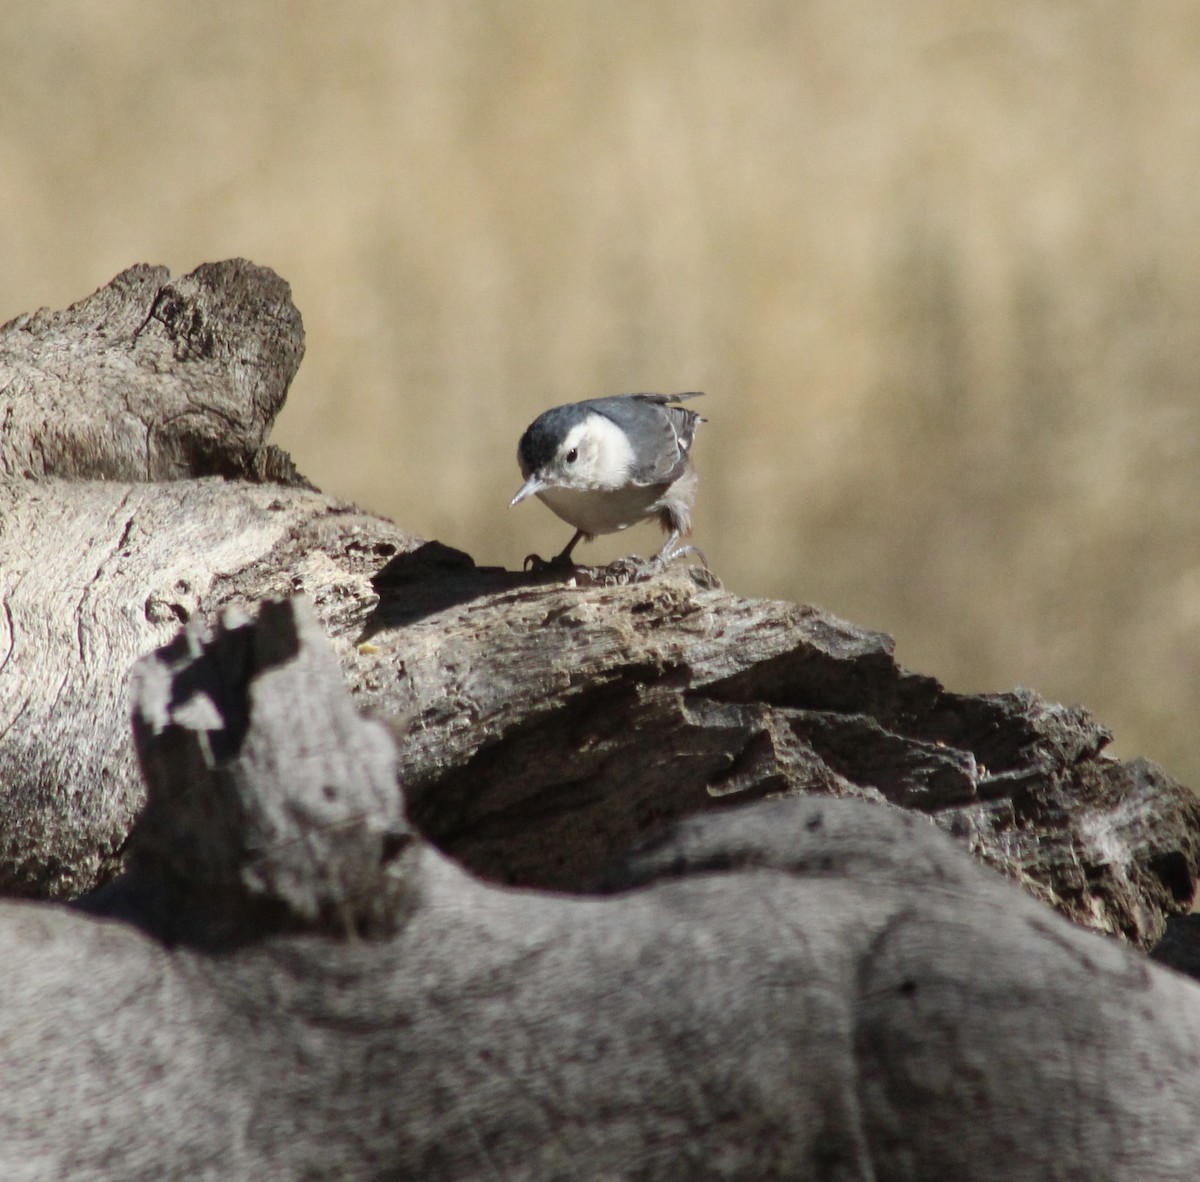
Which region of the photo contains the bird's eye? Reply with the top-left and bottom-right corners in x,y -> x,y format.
565,448 -> 578,463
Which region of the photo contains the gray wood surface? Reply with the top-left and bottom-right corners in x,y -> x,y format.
0,259 -> 305,483
2,260 -> 1195,945
2,261 -> 1199,1178
2,596 -> 1185,1181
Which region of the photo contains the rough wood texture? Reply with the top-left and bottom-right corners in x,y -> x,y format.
0,261 -> 413,895
0,259 -> 307,483
360,555 -> 1200,949
5,263 -> 1200,1177
1,262 -> 1197,956
0,477 -> 411,897
2,597 -> 1191,1181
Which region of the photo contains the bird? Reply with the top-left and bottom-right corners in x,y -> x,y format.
510,392 -> 706,574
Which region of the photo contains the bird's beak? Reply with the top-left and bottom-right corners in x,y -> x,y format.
510,473 -> 546,507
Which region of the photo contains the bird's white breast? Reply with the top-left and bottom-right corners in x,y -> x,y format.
536,482 -> 666,536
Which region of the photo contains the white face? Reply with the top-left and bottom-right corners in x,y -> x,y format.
545,413 -> 636,492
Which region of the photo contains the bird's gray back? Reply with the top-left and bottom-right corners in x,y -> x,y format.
585,393 -> 704,486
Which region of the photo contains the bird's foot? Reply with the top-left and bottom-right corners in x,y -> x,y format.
575,546 -> 717,588
651,542 -> 710,574
522,551 -> 577,575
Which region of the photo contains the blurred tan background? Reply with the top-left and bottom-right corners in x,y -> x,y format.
3,2 -> 1199,785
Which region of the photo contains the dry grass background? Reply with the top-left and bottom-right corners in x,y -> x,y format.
3,2 -> 1200,785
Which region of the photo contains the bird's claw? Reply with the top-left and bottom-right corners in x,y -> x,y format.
572,546 -> 716,588
523,543 -> 715,588
522,552 -> 576,574
651,543 -> 710,574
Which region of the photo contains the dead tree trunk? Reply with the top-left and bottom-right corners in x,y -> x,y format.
1,260 -> 1200,1175
1,260 -> 1197,940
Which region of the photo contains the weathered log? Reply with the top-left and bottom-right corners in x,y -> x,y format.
0,262 -> 1197,954
5,262 -> 1200,1177
0,596 -> 1190,1180
0,259 -> 307,484
0,476 -> 411,896
363,555 -> 1200,949
4,473 -> 1197,946
0,260 -> 413,895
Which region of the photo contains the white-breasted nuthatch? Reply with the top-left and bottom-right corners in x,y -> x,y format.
510,392 -> 706,572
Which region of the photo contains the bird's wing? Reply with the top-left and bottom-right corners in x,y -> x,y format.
585,393 -> 705,486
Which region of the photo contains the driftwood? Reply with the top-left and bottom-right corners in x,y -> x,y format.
364,555 -> 1200,952
0,261 -> 411,894
0,596 -> 1192,1179
2,261 -> 1200,1176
